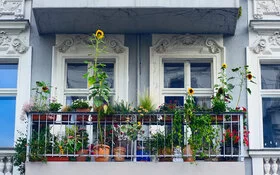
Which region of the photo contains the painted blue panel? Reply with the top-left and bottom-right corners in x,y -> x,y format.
0,97 -> 16,147
0,64 -> 18,88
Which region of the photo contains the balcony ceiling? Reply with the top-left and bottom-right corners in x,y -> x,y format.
33,8 -> 239,35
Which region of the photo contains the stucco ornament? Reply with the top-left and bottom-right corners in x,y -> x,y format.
268,31 -> 280,46
153,35 -> 222,54
254,0 -> 280,19
0,31 -> 28,54
0,0 -> 24,19
252,39 -> 267,54
57,35 -> 126,54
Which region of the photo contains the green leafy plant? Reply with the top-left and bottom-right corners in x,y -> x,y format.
150,131 -> 172,156
83,30 -> 110,145
70,99 -> 90,110
120,121 -> 143,141
14,134 -> 27,175
49,97 -> 62,112
232,65 -> 256,108
138,92 -> 156,112
113,100 -> 133,114
31,81 -> 50,112
172,110 -> 184,148
212,63 -> 234,113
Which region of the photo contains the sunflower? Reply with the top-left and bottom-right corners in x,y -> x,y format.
217,87 -> 224,95
222,63 -> 227,69
188,88 -> 194,96
95,29 -> 104,40
247,73 -> 253,80
42,86 -> 49,92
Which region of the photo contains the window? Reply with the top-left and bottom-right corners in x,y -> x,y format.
0,63 -> 18,147
261,64 -> 280,148
65,60 -> 115,103
162,61 -> 212,107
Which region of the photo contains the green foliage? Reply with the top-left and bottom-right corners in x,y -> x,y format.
231,65 -> 256,107
32,81 -> 50,112
113,100 -> 133,114
120,121 -> 143,141
188,114 -> 217,160
150,131 -> 172,155
172,110 -> 184,148
238,6 -> 242,19
139,92 -> 156,112
70,99 -> 90,110
14,134 -> 27,175
49,102 -> 62,112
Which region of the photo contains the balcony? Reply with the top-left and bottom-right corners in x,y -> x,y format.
0,148 -> 14,175
24,112 -> 246,175
32,0 -> 240,35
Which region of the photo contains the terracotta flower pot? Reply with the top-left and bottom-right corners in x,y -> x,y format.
47,156 -> 69,161
183,145 -> 194,162
158,148 -> 172,162
32,114 -> 57,121
93,144 -> 110,162
61,114 -> 71,121
76,149 -> 89,162
76,108 -> 90,121
113,147 -> 126,162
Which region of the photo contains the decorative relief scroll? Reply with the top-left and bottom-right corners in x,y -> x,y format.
56,35 -> 126,54
0,31 -> 28,54
152,35 -> 222,54
0,0 -> 25,19
253,0 -> 280,19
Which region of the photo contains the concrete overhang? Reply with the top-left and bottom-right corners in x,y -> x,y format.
33,0 -> 240,35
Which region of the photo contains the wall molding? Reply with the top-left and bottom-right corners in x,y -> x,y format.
253,0 -> 280,19
0,0 -> 25,19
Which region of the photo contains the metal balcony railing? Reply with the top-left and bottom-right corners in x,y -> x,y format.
25,112 -> 245,162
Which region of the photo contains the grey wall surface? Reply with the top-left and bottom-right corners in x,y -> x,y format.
30,12 -> 55,88
125,34 -> 152,106
224,0 -> 249,109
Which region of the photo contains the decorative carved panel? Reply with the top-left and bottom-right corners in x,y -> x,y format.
253,0 -> 280,19
0,0 -> 25,19
56,35 -> 126,54
0,31 -> 28,54
250,31 -> 280,54
152,34 -> 223,54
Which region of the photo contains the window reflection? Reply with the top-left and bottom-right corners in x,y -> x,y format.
191,63 -> 211,88
261,64 -> 280,89
164,63 -> 184,88
263,97 -> 280,148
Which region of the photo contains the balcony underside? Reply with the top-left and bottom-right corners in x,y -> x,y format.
33,8 -> 239,35
26,162 -> 245,175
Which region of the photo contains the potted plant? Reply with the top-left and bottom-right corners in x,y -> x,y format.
70,99 -> 91,122
76,128 -> 89,161
84,30 -> 111,162
111,124 -> 128,162
112,100 -> 133,121
150,131 -> 172,162
61,105 -> 73,121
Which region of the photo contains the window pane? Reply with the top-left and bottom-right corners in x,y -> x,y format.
164,96 -> 184,106
0,64 -> 18,88
103,63 -> 114,88
0,97 -> 16,147
191,63 -> 211,88
261,64 -> 280,89
164,63 -> 184,88
66,96 -> 87,105
67,63 -> 87,89
194,96 -> 211,109
263,97 -> 280,148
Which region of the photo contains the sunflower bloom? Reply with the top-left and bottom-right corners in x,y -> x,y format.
188,88 -> 194,96
247,73 -> 253,80
222,63 -> 227,69
137,122 -> 141,126
42,86 -> 49,92
95,29 -> 104,40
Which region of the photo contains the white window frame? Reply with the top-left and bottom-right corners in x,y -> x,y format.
150,34 -> 225,106
161,59 -> 214,105
52,34 -> 129,105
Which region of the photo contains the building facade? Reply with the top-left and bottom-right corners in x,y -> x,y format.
0,0 -> 279,174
